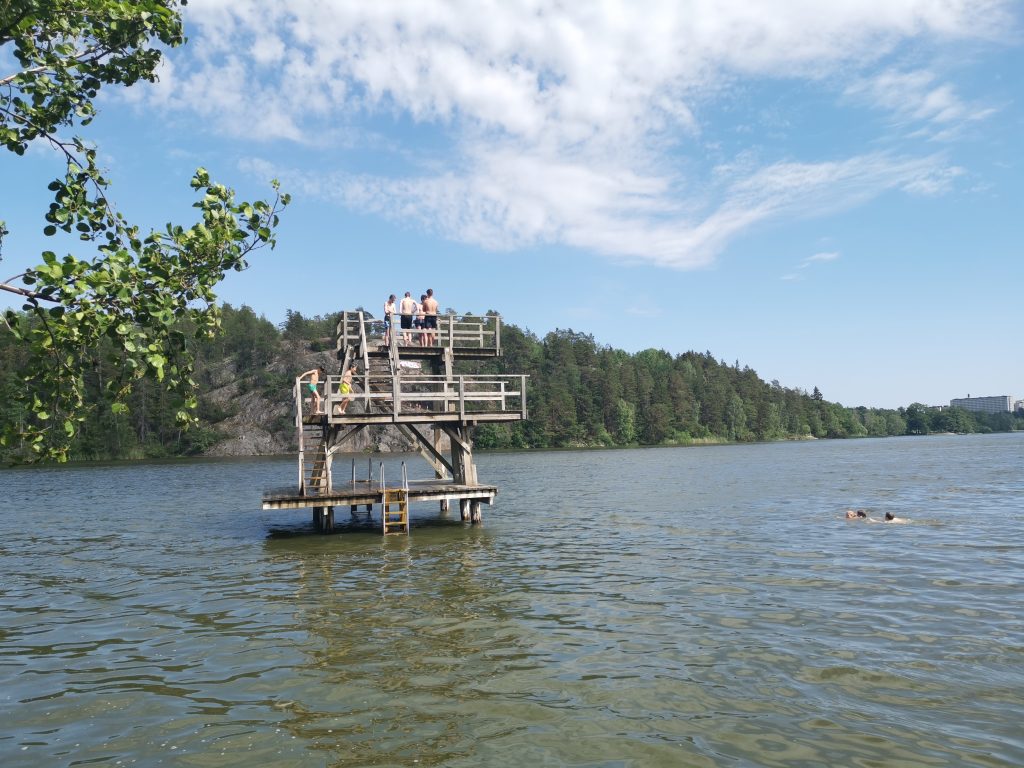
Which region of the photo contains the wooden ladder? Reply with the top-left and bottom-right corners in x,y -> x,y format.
381,461 -> 410,534
382,488 -> 409,534
302,424 -> 328,496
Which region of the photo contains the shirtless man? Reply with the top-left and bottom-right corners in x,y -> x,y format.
421,288 -> 439,346
398,292 -> 416,345
337,363 -> 358,414
300,366 -> 326,415
416,294 -> 427,346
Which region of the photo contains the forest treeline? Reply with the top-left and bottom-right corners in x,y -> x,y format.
2,304 -> 1021,462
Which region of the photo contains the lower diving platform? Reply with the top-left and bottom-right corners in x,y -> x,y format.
262,478 -> 496,510
262,477 -> 495,533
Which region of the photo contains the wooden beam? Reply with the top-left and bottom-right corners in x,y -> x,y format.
403,423 -> 454,476
327,423 -> 366,453
441,424 -> 472,454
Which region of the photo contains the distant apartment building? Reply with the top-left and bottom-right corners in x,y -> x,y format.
949,395 -> 1012,414
1016,400 -> 1024,413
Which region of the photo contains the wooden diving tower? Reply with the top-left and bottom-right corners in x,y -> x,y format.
262,311 -> 528,533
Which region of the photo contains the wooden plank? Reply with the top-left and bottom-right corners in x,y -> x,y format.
440,423 -> 472,454
262,480 -> 496,510
321,411 -> 524,425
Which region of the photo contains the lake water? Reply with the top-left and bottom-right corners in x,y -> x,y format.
1,433 -> 1022,767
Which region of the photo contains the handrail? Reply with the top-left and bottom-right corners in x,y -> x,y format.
321,373 -> 527,418
337,311 -> 503,352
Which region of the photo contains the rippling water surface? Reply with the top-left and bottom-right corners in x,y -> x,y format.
1,433 -> 1022,767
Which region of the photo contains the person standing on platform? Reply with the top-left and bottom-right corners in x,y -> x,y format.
337,362 -> 359,414
422,288 -> 439,346
399,291 -> 416,344
416,294 -> 427,346
383,294 -> 396,346
300,366 -> 326,415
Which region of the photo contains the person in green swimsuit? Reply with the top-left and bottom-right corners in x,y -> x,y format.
300,366 -> 326,415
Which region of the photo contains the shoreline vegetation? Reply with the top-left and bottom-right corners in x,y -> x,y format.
3,304 -> 1022,464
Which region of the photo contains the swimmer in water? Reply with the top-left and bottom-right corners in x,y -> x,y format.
884,512 -> 909,523
845,509 -> 868,520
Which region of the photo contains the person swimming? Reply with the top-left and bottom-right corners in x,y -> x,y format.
845,509 -> 868,519
883,512 -> 909,523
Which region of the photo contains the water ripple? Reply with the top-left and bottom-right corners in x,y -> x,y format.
1,435 -> 1022,766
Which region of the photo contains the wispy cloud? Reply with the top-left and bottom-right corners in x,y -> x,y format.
782,250 -> 840,280
146,0 -> 1012,268
845,68 -> 999,140
802,252 -> 840,267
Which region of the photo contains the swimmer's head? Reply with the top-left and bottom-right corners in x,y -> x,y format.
885,512 -> 895,521
845,509 -> 868,519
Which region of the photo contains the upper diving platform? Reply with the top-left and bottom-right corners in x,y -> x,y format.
336,310 -> 503,360
306,310 -> 526,428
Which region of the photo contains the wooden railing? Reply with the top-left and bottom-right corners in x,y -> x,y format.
336,311 -> 502,353
295,373 -> 528,422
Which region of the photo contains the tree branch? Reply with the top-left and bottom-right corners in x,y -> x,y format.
0,65 -> 50,87
0,281 -> 56,302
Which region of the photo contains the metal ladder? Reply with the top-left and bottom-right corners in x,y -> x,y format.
381,462 -> 410,535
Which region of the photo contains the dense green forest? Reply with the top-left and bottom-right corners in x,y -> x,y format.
2,304 -> 1021,462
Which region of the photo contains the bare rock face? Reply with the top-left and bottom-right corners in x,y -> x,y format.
203,388 -> 292,456
199,351 -> 331,457
198,347 -> 441,456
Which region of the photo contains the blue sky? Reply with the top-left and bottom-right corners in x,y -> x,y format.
3,0 -> 1022,409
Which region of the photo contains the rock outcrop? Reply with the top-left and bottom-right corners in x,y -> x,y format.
199,348 -> 426,457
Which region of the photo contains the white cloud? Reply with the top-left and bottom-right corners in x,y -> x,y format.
146,0 -> 1013,267
254,149 -> 950,269
803,252 -> 840,266
845,68 -> 999,139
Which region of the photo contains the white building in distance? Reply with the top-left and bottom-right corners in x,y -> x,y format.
949,395 -> 1012,414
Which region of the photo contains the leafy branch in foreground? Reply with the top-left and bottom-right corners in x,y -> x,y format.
1,1 -> 290,461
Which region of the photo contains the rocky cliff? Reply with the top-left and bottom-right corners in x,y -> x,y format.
199,347 -> 424,457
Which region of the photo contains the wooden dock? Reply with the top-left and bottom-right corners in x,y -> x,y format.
263,478 -> 497,510
262,311 -> 527,533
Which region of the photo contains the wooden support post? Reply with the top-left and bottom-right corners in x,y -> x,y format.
296,379 -> 305,493
435,426 -> 449,513
471,500 -> 482,524
350,504 -> 359,516
325,440 -> 333,494
313,506 -> 321,530
324,506 -> 335,533
460,498 -> 471,521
